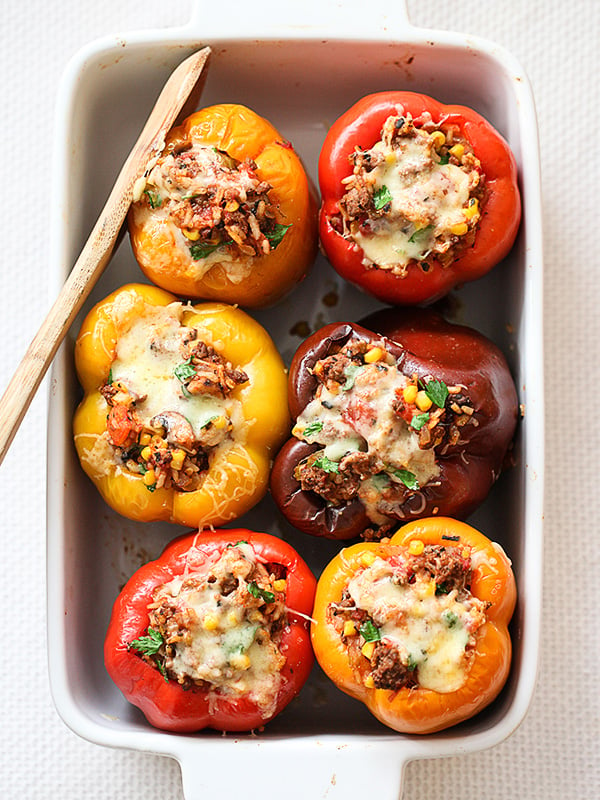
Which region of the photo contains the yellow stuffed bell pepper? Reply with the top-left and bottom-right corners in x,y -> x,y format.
311,517 -> 516,734
73,283 -> 290,528
128,104 -> 318,308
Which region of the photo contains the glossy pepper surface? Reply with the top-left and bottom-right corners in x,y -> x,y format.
104,529 -> 317,732
73,283 -> 290,528
128,104 -> 318,308
311,517 -> 516,734
270,307 -> 518,541
319,91 -> 521,305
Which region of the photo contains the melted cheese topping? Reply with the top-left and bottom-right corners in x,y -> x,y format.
154,543 -> 284,714
348,556 -> 484,693
109,302 -> 243,442
348,116 -> 476,271
296,361 -> 439,488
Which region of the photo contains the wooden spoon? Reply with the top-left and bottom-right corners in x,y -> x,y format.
0,46 -> 211,466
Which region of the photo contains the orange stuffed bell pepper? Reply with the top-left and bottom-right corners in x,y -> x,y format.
311,517 -> 516,734
73,283 -> 290,528
128,104 -> 318,308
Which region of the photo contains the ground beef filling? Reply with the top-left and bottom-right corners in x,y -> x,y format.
328,544 -> 487,692
129,543 -> 287,715
102,331 -> 248,493
142,144 -> 287,261
334,112 -> 486,275
293,339 -> 477,537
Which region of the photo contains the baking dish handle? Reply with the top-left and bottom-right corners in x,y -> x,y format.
177,742 -> 408,800
188,0 -> 411,37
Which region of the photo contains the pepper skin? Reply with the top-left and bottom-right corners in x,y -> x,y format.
319,91 -> 521,305
311,517 -> 516,734
104,529 -> 316,732
128,104 -> 318,308
73,283 -> 290,528
270,308 -> 518,540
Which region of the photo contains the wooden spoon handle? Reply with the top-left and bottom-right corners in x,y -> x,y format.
0,46 -> 210,466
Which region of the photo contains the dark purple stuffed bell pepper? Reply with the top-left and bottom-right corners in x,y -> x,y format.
270,308 -> 519,541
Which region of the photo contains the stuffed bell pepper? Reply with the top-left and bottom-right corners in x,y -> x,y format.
73,283 -> 289,528
311,517 -> 516,734
105,529 -> 316,732
319,91 -> 521,305
270,308 -> 518,540
128,104 -> 318,308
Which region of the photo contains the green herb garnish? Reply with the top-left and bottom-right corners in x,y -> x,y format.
424,378 -> 448,408
343,363 -> 362,391
359,620 -> 381,643
442,610 -> 459,628
302,420 -> 324,437
174,358 -> 196,384
388,467 -> 420,491
373,185 -> 393,211
189,239 -> 230,260
406,652 -> 420,671
144,189 -> 162,209
410,412 -> 430,431
408,224 -> 434,243
313,454 -> 341,473
247,581 -> 275,603
438,153 -> 450,165
266,223 -> 292,248
129,627 -> 164,656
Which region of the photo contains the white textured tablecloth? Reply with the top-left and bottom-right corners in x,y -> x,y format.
1,0 -> 597,797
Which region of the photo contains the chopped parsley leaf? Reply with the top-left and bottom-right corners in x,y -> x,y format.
129,627 -> 163,656
144,189 -> 162,209
408,224 -> 434,243
373,184 -> 393,211
313,454 -> 340,474
266,223 -> 292,248
247,581 -> 275,603
388,467 -> 420,491
410,412 -> 430,431
174,358 -> 196,384
424,378 -> 448,408
302,420 -> 324,437
343,363 -> 363,391
189,239 -> 231,260
359,620 -> 381,642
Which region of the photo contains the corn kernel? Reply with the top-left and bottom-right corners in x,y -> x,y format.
408,539 -> 425,556
430,130 -> 446,148
415,390 -> 433,411
182,228 -> 200,241
361,641 -> 376,660
417,580 -> 436,599
140,446 -> 152,462
291,424 -> 303,438
227,610 -> 240,625
464,198 -> 479,219
170,449 -> 186,471
212,415 -> 228,429
364,675 -> 376,689
202,614 -> 219,631
385,152 -> 396,165
139,433 -> 152,446
273,579 -> 287,593
225,200 -> 240,212
229,653 -> 251,671
462,547 -> 471,559
343,620 -> 357,637
403,383 -> 418,404
450,222 -> 469,236
364,346 -> 384,364
143,469 -> 156,486
449,143 -> 465,158
360,551 -> 376,567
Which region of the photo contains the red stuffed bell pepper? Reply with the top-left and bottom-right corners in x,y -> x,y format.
319,91 -> 521,305
270,307 -> 518,540
104,529 -> 316,732
311,517 -> 517,734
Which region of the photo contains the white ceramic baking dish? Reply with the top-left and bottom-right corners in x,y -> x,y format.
46,2 -> 544,797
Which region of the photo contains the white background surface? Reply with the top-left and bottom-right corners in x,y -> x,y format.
0,0 -> 598,797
